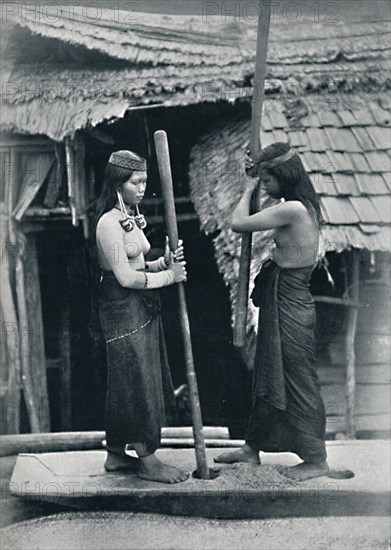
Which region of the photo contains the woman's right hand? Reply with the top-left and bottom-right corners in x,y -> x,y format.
167,252 -> 187,283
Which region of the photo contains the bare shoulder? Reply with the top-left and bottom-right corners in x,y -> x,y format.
284,200 -> 307,213
96,210 -> 121,238
97,210 -> 118,228
271,200 -> 306,218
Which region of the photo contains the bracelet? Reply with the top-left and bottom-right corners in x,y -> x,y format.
146,257 -> 167,272
159,256 -> 168,270
165,270 -> 175,286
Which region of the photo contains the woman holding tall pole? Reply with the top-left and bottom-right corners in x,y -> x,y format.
93,150 -> 189,484
216,143 -> 329,482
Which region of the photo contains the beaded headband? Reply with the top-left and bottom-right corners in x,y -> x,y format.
109,152 -> 147,171
260,148 -> 296,169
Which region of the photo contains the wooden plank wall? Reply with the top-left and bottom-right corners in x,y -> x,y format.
317,254 -> 391,436
0,137 -> 53,434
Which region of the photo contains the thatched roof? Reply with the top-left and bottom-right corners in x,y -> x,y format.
188,94 -> 391,345
1,8 -> 390,139
5,7 -> 391,64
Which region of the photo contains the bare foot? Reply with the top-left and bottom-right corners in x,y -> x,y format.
214,444 -> 261,465
138,454 -> 189,484
282,460 -> 329,482
104,452 -> 139,472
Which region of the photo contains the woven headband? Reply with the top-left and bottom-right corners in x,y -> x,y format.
109,152 -> 147,171
260,149 -> 296,169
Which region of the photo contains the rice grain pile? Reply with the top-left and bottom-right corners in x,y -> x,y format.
215,463 -> 296,489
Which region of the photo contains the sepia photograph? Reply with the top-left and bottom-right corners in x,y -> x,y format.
0,0 -> 390,548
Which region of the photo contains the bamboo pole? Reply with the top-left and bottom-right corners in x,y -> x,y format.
233,1 -> 271,347
154,130 -> 210,480
345,249 -> 360,438
313,296 -> 361,307
0,428 -> 232,457
159,439 -> 244,448
0,431 -> 104,456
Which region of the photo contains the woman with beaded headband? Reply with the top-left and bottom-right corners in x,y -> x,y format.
215,142 -> 330,482
94,150 -> 189,483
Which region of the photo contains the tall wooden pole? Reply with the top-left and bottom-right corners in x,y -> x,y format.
154,130 -> 210,479
345,249 -> 360,438
233,1 -> 271,347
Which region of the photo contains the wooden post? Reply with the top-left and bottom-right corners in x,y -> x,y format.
58,301 -> 72,431
233,1 -> 271,347
87,164 -> 96,205
15,233 -> 50,432
44,143 -> 63,208
74,133 -> 89,239
1,149 -> 21,433
154,130 -> 210,480
6,148 -> 18,245
0,202 -> 21,433
345,249 -> 360,439
65,137 -> 79,227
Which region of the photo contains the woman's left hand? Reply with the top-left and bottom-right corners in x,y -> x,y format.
244,150 -> 255,173
164,236 -> 185,264
243,172 -> 259,194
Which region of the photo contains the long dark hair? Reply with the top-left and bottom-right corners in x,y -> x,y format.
256,142 -> 323,227
88,150 -> 145,339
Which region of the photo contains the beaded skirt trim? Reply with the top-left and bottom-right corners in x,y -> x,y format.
105,316 -> 153,344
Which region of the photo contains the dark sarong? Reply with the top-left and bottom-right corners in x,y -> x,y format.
98,270 -> 175,454
246,260 -> 326,463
